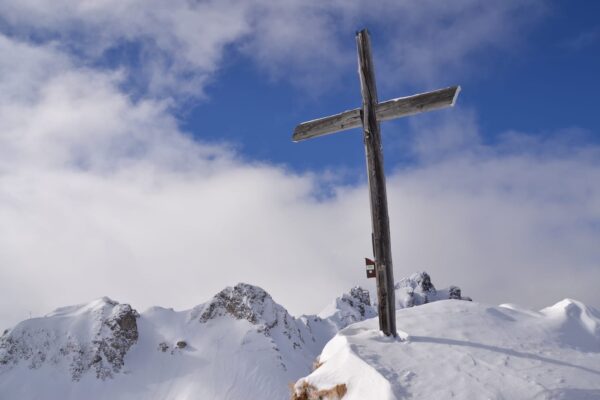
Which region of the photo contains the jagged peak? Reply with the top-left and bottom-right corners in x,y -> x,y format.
190,283 -> 287,326
395,271 -> 436,293
318,286 -> 377,330
337,286 -> 375,317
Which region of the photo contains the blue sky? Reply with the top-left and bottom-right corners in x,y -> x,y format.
0,0 -> 599,329
185,0 -> 600,172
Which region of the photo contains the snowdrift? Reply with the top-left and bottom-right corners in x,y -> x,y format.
293,299 -> 600,400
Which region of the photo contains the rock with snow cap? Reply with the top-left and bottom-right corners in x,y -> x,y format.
190,283 -> 309,351
318,286 -> 377,331
395,272 -> 471,309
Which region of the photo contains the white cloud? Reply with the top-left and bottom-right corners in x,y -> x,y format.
0,0 -> 252,97
0,0 -> 545,96
0,34 -> 371,327
1,2 -> 598,331
387,134 -> 600,311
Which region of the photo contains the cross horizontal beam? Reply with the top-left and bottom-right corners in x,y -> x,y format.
292,85 -> 460,142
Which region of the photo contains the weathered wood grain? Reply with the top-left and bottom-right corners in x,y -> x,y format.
356,28 -> 397,337
376,85 -> 460,122
292,86 -> 460,142
292,108 -> 361,142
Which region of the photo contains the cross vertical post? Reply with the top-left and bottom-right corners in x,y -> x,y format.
356,29 -> 396,336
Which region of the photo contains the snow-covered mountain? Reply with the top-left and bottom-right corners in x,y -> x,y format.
0,298 -> 139,382
4,272 -> 598,400
0,273 -> 480,399
0,281 -> 388,399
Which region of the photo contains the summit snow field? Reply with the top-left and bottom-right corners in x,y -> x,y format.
293,298 -> 600,400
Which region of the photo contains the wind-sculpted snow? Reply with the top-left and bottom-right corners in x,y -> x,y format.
540,298 -> 600,352
293,299 -> 600,400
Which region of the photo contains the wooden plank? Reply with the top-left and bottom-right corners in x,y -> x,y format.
356,28 -> 397,337
292,86 -> 460,142
376,85 -> 460,122
292,108 -> 361,142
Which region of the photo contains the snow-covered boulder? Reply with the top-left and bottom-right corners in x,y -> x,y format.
395,271 -> 471,308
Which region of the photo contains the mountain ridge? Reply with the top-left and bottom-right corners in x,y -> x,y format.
0,273 -> 469,399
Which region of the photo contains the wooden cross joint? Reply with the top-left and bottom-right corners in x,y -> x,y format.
293,86 -> 460,142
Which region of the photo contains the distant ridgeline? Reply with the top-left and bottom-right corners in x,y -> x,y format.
0,272 -> 469,400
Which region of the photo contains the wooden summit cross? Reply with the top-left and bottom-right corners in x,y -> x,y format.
292,29 -> 460,337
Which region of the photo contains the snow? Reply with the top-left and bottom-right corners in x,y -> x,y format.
3,277 -> 600,400
0,283 -> 374,400
294,299 -> 600,400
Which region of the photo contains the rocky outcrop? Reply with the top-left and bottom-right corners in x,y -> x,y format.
193,283 -> 274,325
190,283 -> 310,358
344,287 -> 375,320
89,302 -> 139,379
317,286 -> 377,331
395,272 -> 471,308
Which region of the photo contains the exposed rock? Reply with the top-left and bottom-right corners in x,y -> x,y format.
346,287 -> 372,315
395,272 -> 471,308
318,286 -> 377,330
89,303 -> 139,379
190,283 -> 311,360
292,381 -> 347,400
193,283 -> 272,325
449,286 -> 462,300
157,342 -> 169,352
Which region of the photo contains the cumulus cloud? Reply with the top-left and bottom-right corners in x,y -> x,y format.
389,110 -> 600,310
0,34 -> 369,327
0,0 -> 544,96
1,1 -> 598,331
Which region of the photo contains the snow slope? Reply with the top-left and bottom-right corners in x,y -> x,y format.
293,298 -> 600,400
0,283 -> 376,399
